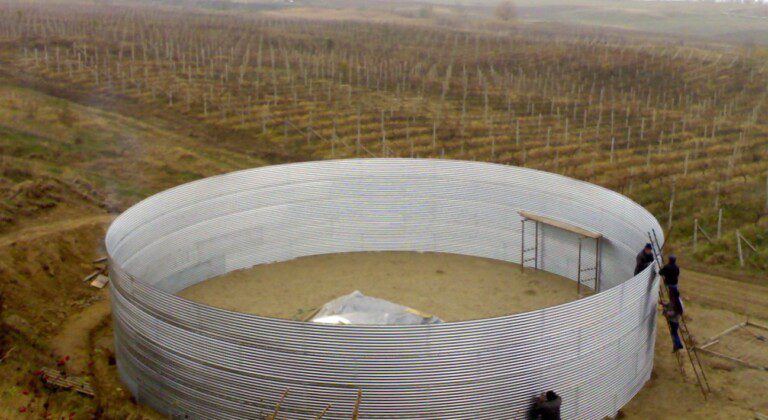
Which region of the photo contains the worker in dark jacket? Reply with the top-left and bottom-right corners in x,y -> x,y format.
659,255 -> 680,289
661,287 -> 684,352
634,243 -> 655,275
530,390 -> 562,420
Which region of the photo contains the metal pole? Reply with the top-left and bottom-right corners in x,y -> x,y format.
595,237 -> 601,292
534,221 -> 539,270
577,238 -> 582,296
520,219 -> 525,272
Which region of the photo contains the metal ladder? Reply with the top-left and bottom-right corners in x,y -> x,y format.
648,229 -> 711,398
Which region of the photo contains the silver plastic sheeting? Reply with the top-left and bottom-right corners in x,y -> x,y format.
311,291 -> 443,325
106,159 -> 663,419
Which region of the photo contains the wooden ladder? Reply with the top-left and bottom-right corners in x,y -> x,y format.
648,229 -> 711,398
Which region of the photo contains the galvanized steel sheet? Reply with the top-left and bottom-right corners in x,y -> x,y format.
106,159 -> 663,419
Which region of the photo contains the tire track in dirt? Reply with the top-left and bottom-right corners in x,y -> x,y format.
0,214 -> 115,249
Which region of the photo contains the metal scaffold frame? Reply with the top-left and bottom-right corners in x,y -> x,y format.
520,211 -> 603,294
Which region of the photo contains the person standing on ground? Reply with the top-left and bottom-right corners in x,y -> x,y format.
659,255 -> 680,289
634,243 -> 655,275
530,390 -> 562,420
662,287 -> 684,352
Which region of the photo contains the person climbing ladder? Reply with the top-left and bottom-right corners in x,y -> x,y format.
659,255 -> 680,289
661,283 -> 684,352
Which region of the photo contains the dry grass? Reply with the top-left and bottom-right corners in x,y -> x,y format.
1,2 -> 765,272
0,82 -> 258,419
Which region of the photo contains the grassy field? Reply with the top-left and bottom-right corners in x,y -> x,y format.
0,79 -> 259,419
2,1 -> 765,274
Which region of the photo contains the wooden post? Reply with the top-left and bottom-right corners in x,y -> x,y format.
667,183 -> 675,231
610,137 -> 615,163
315,404 -> 331,419
356,112 -> 362,157
534,221 -> 539,270
765,172 -> 768,213
693,218 -> 698,252
595,237 -> 601,292
577,238 -> 582,296
407,118 -> 413,158
351,389 -> 362,420
520,219 -> 525,273
268,389 -> 289,420
736,230 -> 744,267
717,208 -> 722,239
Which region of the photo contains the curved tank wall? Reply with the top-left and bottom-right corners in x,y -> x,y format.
106,159 -> 662,419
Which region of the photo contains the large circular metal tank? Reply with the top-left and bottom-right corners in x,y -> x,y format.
106,159 -> 662,419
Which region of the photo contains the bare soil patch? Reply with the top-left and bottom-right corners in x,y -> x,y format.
178,251 -> 580,322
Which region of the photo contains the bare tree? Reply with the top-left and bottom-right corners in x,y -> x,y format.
494,1 -> 517,21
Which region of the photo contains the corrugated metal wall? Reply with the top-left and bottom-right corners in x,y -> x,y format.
106,159 -> 662,419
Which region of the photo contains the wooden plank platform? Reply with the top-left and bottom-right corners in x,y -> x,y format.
518,211 -> 602,239
40,367 -> 95,397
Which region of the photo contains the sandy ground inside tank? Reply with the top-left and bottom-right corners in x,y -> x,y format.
177,251 -> 582,322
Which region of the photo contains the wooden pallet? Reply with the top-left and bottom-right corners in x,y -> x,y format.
40,367 -> 95,397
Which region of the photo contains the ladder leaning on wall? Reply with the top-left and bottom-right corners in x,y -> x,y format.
648,229 -> 711,398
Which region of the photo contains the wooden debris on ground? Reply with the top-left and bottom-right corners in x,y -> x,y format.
83,255 -> 109,288
267,389 -> 289,420
0,346 -> 15,364
90,274 -> 109,289
39,367 -> 95,397
315,404 -> 331,419
82,268 -> 105,283
695,320 -> 768,372
300,307 -> 321,322
351,389 -> 362,420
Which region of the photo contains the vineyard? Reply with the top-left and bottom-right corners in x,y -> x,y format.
1,2 -> 766,273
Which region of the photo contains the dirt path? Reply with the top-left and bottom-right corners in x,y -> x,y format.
49,290 -> 111,375
0,214 -> 115,248
0,214 -> 115,375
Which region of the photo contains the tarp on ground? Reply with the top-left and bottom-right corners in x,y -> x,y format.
310,290 -> 443,325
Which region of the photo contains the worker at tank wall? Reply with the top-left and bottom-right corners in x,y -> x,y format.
529,390 -> 562,420
659,255 -> 680,289
634,243 -> 655,275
